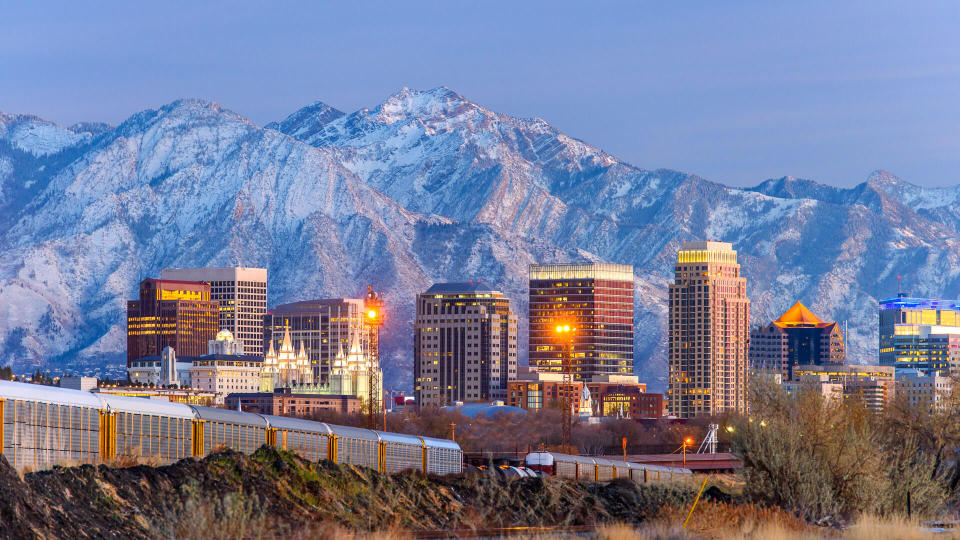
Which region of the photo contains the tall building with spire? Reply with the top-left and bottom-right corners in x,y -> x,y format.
750,301 -> 845,380
263,298 -> 380,383
259,326 -> 312,389
257,325 -> 382,409
668,241 -> 750,417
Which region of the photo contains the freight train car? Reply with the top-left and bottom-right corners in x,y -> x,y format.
0,380 -> 462,475
525,451 -> 691,483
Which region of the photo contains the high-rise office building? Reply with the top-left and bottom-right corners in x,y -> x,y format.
263,298 -> 380,382
750,301 -> 845,380
528,263 -> 634,379
879,296 -> 960,375
668,241 -> 750,417
126,278 -> 219,365
160,267 -> 267,355
414,282 -> 518,407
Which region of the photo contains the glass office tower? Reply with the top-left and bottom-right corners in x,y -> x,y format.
528,263 -> 634,379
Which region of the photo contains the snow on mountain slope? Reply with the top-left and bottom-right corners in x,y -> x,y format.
2,88 -> 960,390
0,113 -> 90,156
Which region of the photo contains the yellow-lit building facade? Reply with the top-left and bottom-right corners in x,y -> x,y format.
126,278 -> 219,365
668,241 -> 750,417
879,296 -> 960,375
528,263 -> 634,379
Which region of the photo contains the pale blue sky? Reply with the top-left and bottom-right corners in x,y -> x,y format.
2,1 -> 958,187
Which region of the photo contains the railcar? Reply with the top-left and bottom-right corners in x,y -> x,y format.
100,394 -> 193,461
0,380 -> 102,470
261,414 -> 333,462
0,380 -> 463,475
190,406 -> 268,456
525,451 -> 691,483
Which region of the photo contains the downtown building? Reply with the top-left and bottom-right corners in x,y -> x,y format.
792,364 -> 896,414
160,267 -> 268,355
263,297 -> 381,383
749,301 -> 845,380
528,263 -> 634,379
126,278 -> 219,365
879,296 -> 960,375
414,282 -> 518,407
668,241 -> 750,417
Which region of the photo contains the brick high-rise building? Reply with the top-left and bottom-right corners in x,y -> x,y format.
160,267 -> 268,355
126,278 -> 219,365
414,282 -> 518,407
668,241 -> 750,417
528,263 -> 634,379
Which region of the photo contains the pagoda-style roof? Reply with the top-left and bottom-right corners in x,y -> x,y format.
773,301 -> 832,328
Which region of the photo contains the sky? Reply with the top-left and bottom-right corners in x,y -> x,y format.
2,1 -> 959,187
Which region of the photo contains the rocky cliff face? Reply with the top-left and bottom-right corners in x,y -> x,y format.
2,88 -> 959,390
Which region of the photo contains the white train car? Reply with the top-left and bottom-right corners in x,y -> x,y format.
525,451 -> 691,483
0,380 -> 462,475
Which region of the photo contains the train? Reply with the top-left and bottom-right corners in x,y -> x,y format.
525,451 -> 692,483
0,380 -> 462,475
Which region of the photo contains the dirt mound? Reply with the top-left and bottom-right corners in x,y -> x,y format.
0,447 -> 706,539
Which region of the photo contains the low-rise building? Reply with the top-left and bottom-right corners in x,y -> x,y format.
60,376 -> 97,392
127,356 -> 194,387
507,370 -> 660,418
792,364 -> 895,413
507,370 -> 584,412
95,385 -> 217,406
781,373 -> 843,402
190,354 -> 263,403
584,375 -> 660,418
896,369 -> 952,411
225,390 -> 361,416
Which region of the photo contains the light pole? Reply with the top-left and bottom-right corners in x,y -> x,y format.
555,324 -> 576,451
682,436 -> 694,468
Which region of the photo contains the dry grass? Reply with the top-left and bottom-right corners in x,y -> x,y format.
655,501 -> 819,539
843,514 -> 949,540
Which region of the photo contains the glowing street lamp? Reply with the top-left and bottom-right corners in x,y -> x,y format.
554,323 -> 576,450
682,436 -> 694,467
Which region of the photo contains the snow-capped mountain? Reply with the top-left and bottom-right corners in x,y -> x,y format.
2,87 -> 959,390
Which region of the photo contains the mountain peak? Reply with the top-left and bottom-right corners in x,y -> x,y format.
373,86 -> 477,124
266,100 -> 345,138
866,169 -> 913,189
0,112 -> 89,156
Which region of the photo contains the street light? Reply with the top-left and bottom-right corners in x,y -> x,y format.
725,425 -> 735,433
554,323 -> 576,450
682,436 -> 694,467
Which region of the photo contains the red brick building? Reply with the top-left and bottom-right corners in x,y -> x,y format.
507,378 -> 584,411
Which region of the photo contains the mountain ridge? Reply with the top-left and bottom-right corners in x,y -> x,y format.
2,88 -> 959,391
